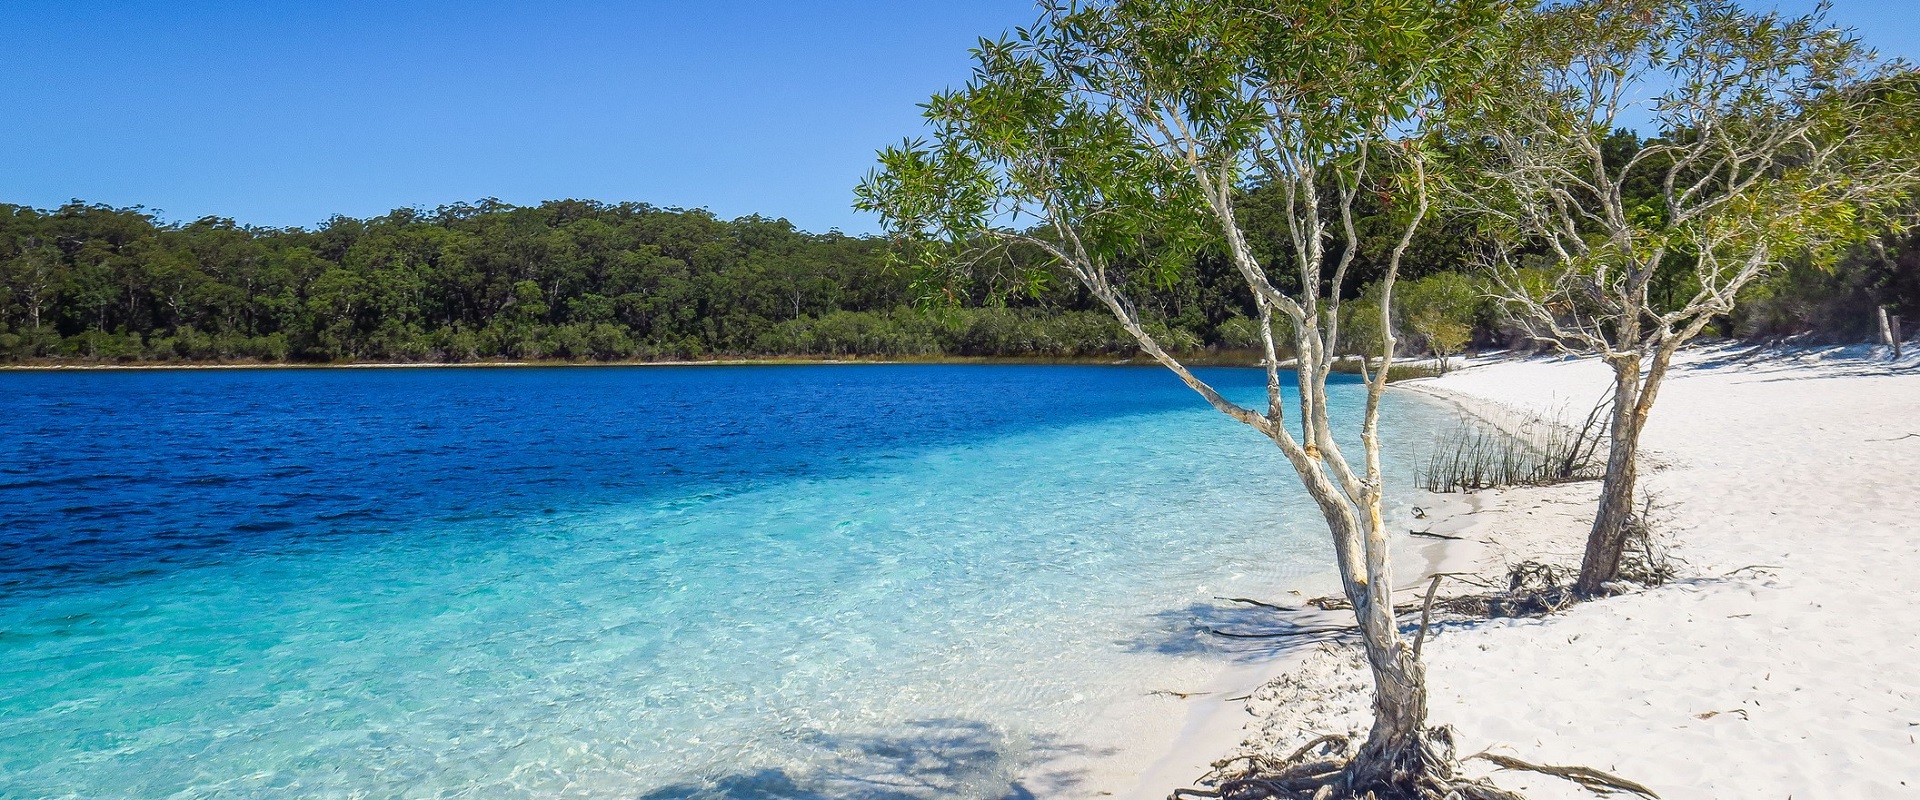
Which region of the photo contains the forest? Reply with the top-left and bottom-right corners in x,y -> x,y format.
1,139 -> 1914,365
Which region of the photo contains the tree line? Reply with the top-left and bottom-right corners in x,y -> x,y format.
0,197 -> 1256,363
0,174 -> 1912,366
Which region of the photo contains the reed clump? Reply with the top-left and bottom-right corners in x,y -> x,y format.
1418,401 -> 1606,492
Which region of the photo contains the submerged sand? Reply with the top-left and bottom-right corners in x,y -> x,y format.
1074,344 -> 1919,799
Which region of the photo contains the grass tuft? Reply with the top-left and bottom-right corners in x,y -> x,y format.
1418,400 -> 1607,492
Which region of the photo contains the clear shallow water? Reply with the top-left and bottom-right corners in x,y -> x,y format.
0,365 -> 1463,799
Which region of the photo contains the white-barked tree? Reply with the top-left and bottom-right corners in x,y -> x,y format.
1454,0 -> 1920,596
857,1 -> 1519,796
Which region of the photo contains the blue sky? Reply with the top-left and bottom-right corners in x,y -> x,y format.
1,1 -> 1914,235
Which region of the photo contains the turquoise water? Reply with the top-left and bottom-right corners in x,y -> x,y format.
0,366 -> 1460,798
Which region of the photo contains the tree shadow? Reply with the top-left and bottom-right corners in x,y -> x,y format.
1121,599 -> 1356,662
1675,340 -> 1919,380
636,719 -> 1094,800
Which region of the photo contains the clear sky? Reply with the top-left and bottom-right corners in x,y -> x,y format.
2,1 -> 1914,235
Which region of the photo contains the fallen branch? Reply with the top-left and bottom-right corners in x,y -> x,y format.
1410,528 -> 1465,541
1471,752 -> 1660,798
1217,596 -> 1294,612
1207,626 -> 1350,639
1721,564 -> 1781,578
1414,574 -> 1444,658
1694,709 -> 1747,720
1306,595 -> 1351,611
1430,571 -> 1503,591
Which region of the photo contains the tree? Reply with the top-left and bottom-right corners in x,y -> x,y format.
3,244 -> 65,330
857,2 -> 1514,796
1456,0 -> 1920,596
1397,272 -> 1483,372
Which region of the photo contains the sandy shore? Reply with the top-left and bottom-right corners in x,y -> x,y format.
1105,344 -> 1920,799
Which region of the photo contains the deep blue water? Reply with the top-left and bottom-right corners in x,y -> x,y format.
0,365 -> 1463,799
1,366 -> 1232,594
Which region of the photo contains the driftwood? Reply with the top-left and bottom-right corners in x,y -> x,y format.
1170,729 -> 1659,800
1209,627 -> 1351,640
1209,597 -> 1352,640
1470,753 -> 1660,798
1219,596 -> 1296,612
1182,568 -> 1664,798
1409,528 -> 1464,541
1170,729 -> 1533,800
1412,575 -> 1444,659
1210,564 -> 1576,645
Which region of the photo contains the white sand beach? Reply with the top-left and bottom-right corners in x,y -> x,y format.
1105,345 -> 1920,799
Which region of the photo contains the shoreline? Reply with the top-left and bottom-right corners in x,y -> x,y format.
1094,384 -> 1511,799
1095,357 -> 1616,800
0,350 -> 1453,374
1113,494 -> 1485,800
0,353 -> 1275,372
1116,344 -> 1920,798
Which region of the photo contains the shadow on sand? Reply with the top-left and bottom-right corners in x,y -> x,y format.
637,719 -> 1100,800
1673,340 -> 1919,380
1123,599 -> 1357,662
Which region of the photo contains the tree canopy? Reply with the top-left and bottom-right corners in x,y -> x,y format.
0,199 -> 1159,363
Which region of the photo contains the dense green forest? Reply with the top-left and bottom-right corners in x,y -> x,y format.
1,157 -> 1913,365
0,199 -> 1158,363
0,196 -> 1308,363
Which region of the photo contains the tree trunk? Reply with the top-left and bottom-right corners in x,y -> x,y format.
1302,490 -> 1437,795
1575,358 -> 1645,596
1348,632 -> 1437,792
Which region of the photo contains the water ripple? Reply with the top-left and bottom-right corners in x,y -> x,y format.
0,365 -> 1467,799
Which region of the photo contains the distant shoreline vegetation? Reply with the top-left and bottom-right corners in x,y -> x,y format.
0,352 -> 1273,371
0,199 -> 1229,366
1,192 -> 1909,366
0,352 -> 1453,386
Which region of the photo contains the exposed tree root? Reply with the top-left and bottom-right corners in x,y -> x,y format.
1469,753 -> 1660,798
1488,561 -> 1580,615
1298,563 -> 1579,621
1615,495 -> 1677,587
1170,727 -> 1526,800
1171,729 -> 1661,800
1212,562 -> 1588,643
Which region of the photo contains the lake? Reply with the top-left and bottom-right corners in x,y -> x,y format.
0,365 -> 1463,799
